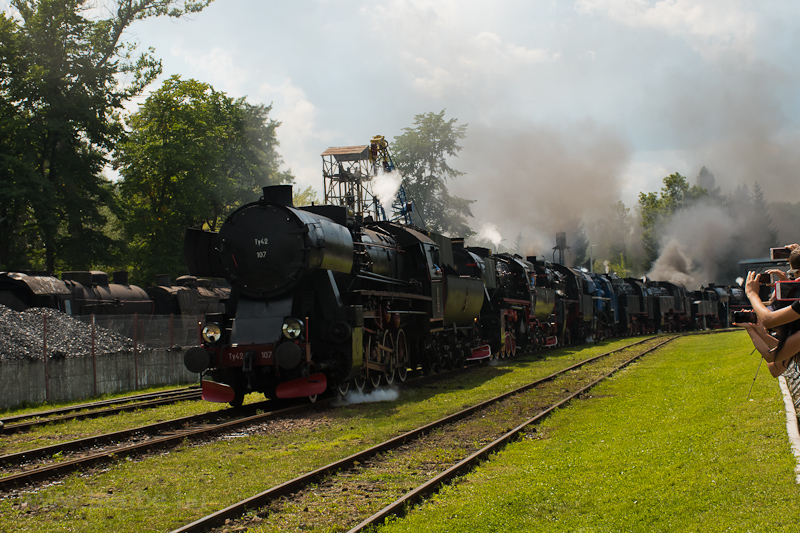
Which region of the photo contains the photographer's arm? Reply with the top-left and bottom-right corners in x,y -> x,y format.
744,271 -> 800,329
738,322 -> 778,362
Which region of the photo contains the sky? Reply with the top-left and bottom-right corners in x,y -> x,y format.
5,0 -> 800,265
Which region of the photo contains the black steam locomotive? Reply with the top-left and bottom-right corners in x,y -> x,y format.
183,185 -> 493,404
183,185 -> 746,406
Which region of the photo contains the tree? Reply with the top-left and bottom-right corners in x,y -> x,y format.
293,185 -> 320,207
638,172 -> 707,268
115,75 -> 291,284
0,0 -> 212,272
392,110 -> 474,236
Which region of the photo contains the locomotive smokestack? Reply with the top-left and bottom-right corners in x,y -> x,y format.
262,185 -> 294,207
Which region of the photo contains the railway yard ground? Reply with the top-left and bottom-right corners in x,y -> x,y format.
2,331 -> 800,532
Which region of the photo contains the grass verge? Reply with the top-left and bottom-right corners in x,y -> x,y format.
377,331 -> 800,533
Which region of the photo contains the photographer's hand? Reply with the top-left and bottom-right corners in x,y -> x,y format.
767,269 -> 789,282
745,271 -> 760,298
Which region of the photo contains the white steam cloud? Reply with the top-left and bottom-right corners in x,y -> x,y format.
336,387 -> 399,406
371,169 -> 404,216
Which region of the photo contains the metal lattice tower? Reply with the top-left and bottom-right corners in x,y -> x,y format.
321,135 -> 419,225
321,144 -> 380,220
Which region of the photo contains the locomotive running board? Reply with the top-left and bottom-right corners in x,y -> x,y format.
276,373 -> 328,399
201,380 -> 236,403
466,344 -> 492,361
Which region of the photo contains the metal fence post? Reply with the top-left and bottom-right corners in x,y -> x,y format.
91,314 -> 97,397
133,312 -> 139,390
43,314 -> 49,402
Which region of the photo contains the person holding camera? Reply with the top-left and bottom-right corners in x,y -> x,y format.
735,245 -> 800,376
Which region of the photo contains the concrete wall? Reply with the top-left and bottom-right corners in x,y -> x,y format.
0,348 -> 197,410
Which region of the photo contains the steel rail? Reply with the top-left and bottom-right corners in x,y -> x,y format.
1,386 -> 200,423
0,401 -> 325,489
171,336 -> 670,533
1,390 -> 202,434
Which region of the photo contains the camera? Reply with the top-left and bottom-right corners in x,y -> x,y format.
771,247 -> 791,260
732,311 -> 757,323
758,273 -> 771,284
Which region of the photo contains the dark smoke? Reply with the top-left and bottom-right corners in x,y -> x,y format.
454,119 -> 630,259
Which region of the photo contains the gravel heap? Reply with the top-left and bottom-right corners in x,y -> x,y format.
0,305 -> 134,361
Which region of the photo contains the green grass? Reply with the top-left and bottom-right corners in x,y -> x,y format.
377,331 -> 800,533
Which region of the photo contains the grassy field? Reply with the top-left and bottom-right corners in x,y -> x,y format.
3,332 -> 798,532
377,331 -> 800,533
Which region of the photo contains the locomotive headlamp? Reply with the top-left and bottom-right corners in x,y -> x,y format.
202,323 -> 222,344
282,318 -> 304,340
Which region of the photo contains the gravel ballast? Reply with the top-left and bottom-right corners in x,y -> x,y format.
0,305 -> 134,361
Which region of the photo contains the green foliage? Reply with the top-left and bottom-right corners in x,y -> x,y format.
604,252 -> 630,277
392,110 -> 474,237
293,185 -> 320,207
0,0 -> 213,273
637,172 -> 708,269
115,75 -> 291,285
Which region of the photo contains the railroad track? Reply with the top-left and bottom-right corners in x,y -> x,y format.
171,335 -> 674,533
0,386 -> 202,434
0,399 -> 323,491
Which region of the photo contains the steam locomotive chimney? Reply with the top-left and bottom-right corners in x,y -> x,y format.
262,185 -> 294,207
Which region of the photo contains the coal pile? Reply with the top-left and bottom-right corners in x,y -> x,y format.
0,305 -> 134,361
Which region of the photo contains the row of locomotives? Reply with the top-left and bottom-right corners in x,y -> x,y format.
587,272 -> 618,341
645,281 -> 692,332
468,250 -> 534,358
529,259 -> 559,349
691,285 -> 728,329
613,278 -> 650,335
549,263 -> 594,345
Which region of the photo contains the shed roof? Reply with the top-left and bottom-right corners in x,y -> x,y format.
321,145 -> 370,162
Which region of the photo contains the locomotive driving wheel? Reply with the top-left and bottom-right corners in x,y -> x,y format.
365,333 -> 382,389
395,328 -> 409,382
335,381 -> 350,396
382,329 -> 396,385
504,331 -> 517,356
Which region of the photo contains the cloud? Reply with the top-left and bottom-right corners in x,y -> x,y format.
255,79 -> 335,191
362,1 -> 558,99
575,0 -> 757,58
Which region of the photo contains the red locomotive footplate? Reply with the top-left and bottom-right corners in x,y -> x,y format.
466,344 -> 492,361
201,380 -> 236,403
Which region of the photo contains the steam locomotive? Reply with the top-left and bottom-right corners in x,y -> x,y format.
181,185 -> 739,406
